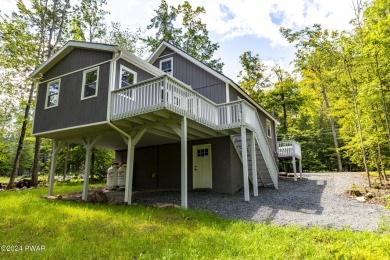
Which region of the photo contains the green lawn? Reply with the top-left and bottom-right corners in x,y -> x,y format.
1,185 -> 390,259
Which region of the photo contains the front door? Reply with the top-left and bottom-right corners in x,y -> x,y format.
193,144 -> 212,189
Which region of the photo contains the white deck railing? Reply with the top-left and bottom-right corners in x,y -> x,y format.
111,75 -> 243,130
277,140 -> 301,159
110,75 -> 282,188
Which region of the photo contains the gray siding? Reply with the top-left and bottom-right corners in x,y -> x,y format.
114,59 -> 155,90
33,62 -> 110,134
152,47 -> 227,104
43,48 -> 112,81
115,136 -> 242,194
229,86 -> 277,154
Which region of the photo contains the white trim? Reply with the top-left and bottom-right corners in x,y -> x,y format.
225,82 -> 230,102
32,121 -> 107,137
159,57 -> 173,76
31,82 -> 39,135
39,59 -> 111,85
266,119 -> 272,138
81,66 -> 99,100
45,78 -> 61,109
147,41 -> 280,125
119,64 -> 138,88
30,41 -> 119,78
121,52 -> 164,78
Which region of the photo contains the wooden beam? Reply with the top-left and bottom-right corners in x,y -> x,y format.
250,131 -> 258,197
292,156 -> 297,182
48,140 -> 64,196
241,126 -> 250,202
147,128 -> 180,141
181,116 -> 188,209
138,114 -> 158,123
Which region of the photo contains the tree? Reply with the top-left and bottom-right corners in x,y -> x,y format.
280,25 -> 343,172
145,0 -> 224,72
105,22 -> 145,57
1,0 -> 71,188
237,51 -> 269,104
71,0 -> 109,42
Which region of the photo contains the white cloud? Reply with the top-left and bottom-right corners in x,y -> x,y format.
152,0 -> 356,47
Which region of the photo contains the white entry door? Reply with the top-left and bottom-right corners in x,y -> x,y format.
193,144 -> 212,189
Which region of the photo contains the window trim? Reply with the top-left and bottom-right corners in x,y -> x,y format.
45,78 -> 61,109
266,119 -> 272,138
81,66 -> 99,100
119,65 -> 137,88
159,57 -> 173,76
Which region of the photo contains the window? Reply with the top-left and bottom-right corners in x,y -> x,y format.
120,65 -> 137,88
45,79 -> 60,108
81,67 -> 99,99
197,148 -> 209,157
160,57 -> 173,75
266,119 -> 272,138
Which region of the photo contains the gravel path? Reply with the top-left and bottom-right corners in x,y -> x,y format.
134,172 -> 390,231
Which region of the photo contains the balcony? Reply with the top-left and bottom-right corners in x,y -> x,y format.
277,140 -> 301,160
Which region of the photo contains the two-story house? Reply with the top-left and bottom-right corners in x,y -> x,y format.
31,41 -> 302,208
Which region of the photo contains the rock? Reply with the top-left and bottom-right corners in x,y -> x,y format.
364,192 -> 374,199
21,186 -> 28,190
154,203 -> 180,209
108,198 -> 118,205
356,196 -> 366,202
349,189 -> 362,197
96,190 -> 107,203
57,195 -> 63,200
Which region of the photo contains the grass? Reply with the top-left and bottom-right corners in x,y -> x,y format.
0,185 -> 390,259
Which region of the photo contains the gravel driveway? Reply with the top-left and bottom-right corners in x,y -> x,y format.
133,172 -> 390,231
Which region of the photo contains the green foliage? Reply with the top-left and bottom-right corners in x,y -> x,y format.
145,0 -> 224,72
71,0 -> 109,42
0,186 -> 390,259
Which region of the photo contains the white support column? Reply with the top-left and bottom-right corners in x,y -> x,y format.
124,137 -> 133,204
82,136 -> 101,201
124,129 -> 146,204
299,159 -> 302,180
250,132 -> 258,197
292,156 -> 297,182
241,126 -> 250,201
181,116 -> 188,209
48,140 -> 63,196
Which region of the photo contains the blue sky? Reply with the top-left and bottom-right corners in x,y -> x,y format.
1,0 -> 357,81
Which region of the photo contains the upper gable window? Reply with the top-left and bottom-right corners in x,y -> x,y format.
266,119 -> 272,138
82,67 -> 99,99
45,79 -> 60,109
160,57 -> 173,75
120,65 -> 137,88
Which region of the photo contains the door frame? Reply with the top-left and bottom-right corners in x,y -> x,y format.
192,144 -> 212,189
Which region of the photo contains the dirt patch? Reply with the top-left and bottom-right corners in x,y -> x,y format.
346,175 -> 390,209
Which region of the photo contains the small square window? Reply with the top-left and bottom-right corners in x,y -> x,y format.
160,57 -> 173,75
45,79 -> 60,108
82,67 -> 99,99
120,65 -> 137,88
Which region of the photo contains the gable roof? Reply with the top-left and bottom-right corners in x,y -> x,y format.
147,41 -> 280,125
30,41 -> 164,79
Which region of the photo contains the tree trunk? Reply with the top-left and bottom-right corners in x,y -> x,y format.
344,58 -> 371,187
31,137 -> 41,186
7,83 -> 34,189
63,143 -> 69,181
320,82 -> 343,172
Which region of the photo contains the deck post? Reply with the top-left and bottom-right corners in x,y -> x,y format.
82,136 -> 101,201
181,116 -> 188,209
48,140 -> 63,196
124,137 -> 133,204
299,159 -> 302,180
292,156 -> 297,182
123,129 -> 146,204
250,131 -> 258,197
241,126 -> 250,201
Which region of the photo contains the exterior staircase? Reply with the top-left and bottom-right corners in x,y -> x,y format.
231,134 -> 275,188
